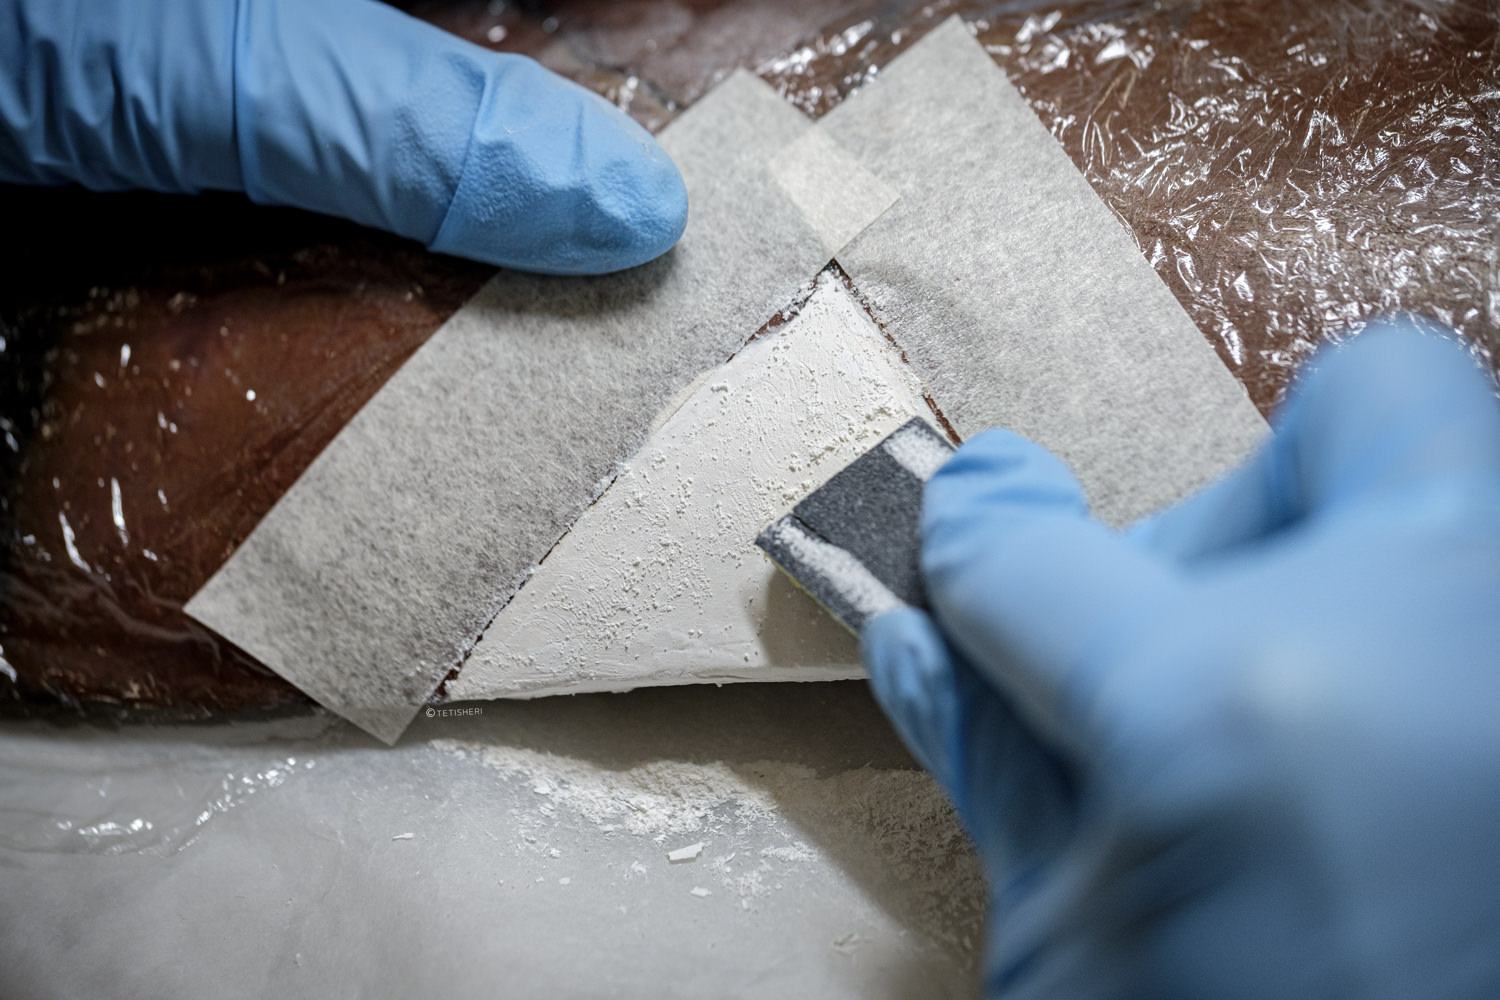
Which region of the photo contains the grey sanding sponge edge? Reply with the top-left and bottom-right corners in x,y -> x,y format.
756,417 -> 953,633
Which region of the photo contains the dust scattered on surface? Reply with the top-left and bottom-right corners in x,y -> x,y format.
431,737 -> 986,961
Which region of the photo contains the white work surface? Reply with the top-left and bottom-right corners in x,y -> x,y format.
0,682 -> 985,999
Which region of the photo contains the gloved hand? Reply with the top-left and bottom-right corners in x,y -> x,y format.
0,0 -> 687,275
863,320 -> 1500,998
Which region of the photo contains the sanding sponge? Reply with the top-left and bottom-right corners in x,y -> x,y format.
756,418 -> 954,633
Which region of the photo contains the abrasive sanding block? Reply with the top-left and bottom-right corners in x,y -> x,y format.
755,417 -> 954,633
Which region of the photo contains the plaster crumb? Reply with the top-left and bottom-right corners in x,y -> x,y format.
558,877 -> 571,885
690,886 -> 712,897
667,841 -> 705,863
391,832 -> 414,841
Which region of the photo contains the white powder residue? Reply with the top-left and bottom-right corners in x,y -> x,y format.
760,518 -> 902,621
432,738 -> 985,959
434,739 -> 788,837
882,420 -> 953,482
761,842 -> 816,863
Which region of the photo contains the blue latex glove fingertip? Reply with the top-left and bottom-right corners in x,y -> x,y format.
0,0 -> 689,277
430,56 -> 689,275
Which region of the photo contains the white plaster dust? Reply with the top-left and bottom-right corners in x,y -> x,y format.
430,737 -> 986,960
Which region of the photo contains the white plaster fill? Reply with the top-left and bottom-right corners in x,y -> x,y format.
449,279 -> 932,700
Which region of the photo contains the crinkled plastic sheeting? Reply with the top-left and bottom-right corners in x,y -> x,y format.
758,0 -> 1500,413
2,0 -> 1497,713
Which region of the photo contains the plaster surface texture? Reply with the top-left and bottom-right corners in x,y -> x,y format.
451,278 -> 930,700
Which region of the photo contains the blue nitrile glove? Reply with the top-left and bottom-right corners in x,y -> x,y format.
863,319 -> 1500,998
0,0 -> 687,274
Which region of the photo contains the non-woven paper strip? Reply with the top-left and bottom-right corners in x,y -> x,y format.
186,71 -> 899,743
821,18 -> 1267,526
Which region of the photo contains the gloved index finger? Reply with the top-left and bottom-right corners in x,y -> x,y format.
921,430 -> 1183,754
234,0 -> 688,275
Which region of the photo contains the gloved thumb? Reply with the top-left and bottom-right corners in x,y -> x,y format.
862,607 -> 1081,875
920,430 -> 1183,753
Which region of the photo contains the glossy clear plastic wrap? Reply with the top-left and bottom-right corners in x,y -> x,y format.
756,0 -> 1500,412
